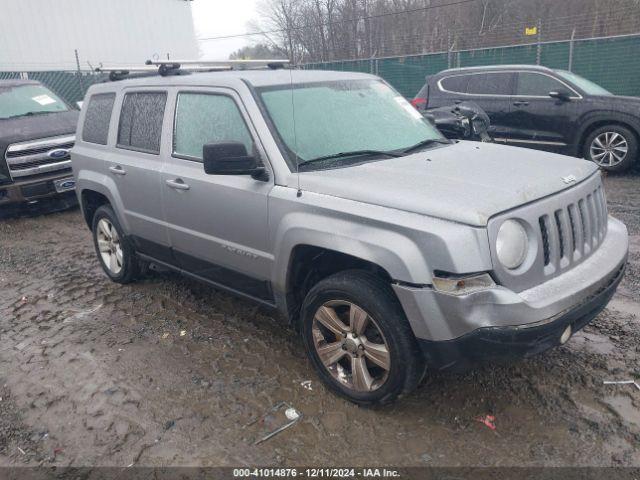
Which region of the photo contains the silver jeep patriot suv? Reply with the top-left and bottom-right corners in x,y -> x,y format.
72,66 -> 628,405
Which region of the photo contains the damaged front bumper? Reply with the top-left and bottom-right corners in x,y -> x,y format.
393,216 -> 628,369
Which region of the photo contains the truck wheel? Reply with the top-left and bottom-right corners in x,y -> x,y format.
584,125 -> 638,172
300,270 -> 425,405
92,205 -> 140,284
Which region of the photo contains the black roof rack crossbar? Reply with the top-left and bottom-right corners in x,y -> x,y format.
145,59 -> 290,71
96,58 -> 291,81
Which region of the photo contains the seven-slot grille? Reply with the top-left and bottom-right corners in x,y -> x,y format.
5,135 -> 75,180
538,184 -> 608,274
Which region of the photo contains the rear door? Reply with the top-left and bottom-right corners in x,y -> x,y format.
462,72 -> 515,141
503,71 -> 581,152
427,74 -> 468,108
107,89 -> 172,262
429,72 -> 515,140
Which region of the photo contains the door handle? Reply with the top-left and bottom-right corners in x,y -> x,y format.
109,165 -> 126,175
165,179 -> 190,191
513,100 -> 530,106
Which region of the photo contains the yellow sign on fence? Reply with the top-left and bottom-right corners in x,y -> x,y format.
525,26 -> 538,36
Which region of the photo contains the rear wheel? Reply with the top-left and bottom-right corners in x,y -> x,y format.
584,125 -> 638,172
92,205 -> 140,284
301,271 -> 425,405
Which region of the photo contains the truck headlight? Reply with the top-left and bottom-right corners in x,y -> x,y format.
496,219 -> 528,269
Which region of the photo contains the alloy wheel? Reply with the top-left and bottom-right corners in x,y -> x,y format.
311,300 -> 391,392
96,218 -> 123,275
590,131 -> 628,167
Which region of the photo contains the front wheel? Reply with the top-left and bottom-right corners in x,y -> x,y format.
300,271 -> 425,405
584,125 -> 638,172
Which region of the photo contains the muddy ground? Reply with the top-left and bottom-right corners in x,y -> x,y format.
0,171 -> 639,468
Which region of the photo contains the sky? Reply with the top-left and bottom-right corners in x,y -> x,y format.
191,0 -> 260,60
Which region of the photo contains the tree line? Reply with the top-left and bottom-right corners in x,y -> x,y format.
229,0 -> 640,63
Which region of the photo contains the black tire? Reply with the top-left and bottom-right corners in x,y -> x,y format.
583,125 -> 638,172
91,205 -> 140,284
300,270 -> 425,405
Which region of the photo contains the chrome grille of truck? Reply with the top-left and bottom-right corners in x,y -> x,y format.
538,184 -> 608,273
5,135 -> 75,180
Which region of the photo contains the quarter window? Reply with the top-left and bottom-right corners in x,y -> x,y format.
173,93 -> 254,160
440,75 -> 469,94
466,73 -> 513,95
516,73 -> 567,96
117,92 -> 167,154
82,93 -> 115,145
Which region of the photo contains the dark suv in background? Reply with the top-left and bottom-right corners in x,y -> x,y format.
1,79 -> 79,214
413,65 -> 640,172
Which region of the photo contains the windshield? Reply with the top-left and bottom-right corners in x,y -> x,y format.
0,84 -> 69,120
257,79 -> 445,169
554,70 -> 612,96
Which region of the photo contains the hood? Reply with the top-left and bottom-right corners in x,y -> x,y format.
297,141 -> 599,226
0,110 -> 79,184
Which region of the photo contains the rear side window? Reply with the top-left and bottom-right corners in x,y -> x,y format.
117,92 -> 167,154
466,73 -> 513,95
173,93 -> 254,160
516,72 -> 567,96
82,93 -> 115,145
439,75 -> 469,94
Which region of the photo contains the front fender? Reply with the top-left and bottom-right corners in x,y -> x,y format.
269,187 -> 493,293
273,212 -> 427,293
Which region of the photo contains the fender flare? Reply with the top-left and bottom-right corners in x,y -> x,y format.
272,212 -> 432,294
77,170 -> 129,233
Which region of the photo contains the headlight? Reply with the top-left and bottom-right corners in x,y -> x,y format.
496,219 -> 528,269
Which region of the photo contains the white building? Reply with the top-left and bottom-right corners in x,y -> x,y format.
0,0 -> 199,71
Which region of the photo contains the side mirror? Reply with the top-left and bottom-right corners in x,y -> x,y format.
549,90 -> 571,101
203,142 -> 266,179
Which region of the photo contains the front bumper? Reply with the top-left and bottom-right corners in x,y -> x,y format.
393,216 -> 628,366
0,170 -> 77,215
418,261 -> 624,370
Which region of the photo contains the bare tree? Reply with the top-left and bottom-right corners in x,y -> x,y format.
252,0 -> 640,63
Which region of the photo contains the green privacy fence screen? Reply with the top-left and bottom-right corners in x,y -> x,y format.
304,33 -> 640,99
2,33 -> 638,104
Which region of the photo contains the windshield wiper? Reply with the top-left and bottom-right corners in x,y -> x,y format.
399,137 -> 450,155
298,149 -> 401,168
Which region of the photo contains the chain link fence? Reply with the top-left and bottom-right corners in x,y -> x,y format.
2,5 -> 639,104
304,32 -> 640,98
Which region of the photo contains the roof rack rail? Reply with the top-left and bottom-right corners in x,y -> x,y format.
95,66 -> 162,81
96,58 -> 292,81
145,59 -> 290,72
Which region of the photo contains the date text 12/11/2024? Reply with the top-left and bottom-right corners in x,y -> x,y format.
233,468 -> 401,478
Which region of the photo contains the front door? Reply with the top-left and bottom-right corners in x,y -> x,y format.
503,71 -> 580,153
161,88 -> 275,303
